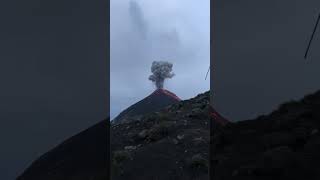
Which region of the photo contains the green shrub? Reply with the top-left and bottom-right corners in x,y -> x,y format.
189,154 -> 208,172
111,150 -> 131,177
112,150 -> 130,165
148,121 -> 172,141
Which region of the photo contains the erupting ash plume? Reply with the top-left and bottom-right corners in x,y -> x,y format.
149,61 -> 175,89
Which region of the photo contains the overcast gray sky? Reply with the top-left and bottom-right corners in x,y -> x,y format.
110,0 -> 210,119
212,0 -> 320,121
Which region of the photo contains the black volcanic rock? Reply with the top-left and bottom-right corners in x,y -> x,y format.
16,119 -> 109,180
111,91 -> 213,180
17,90 -> 228,180
211,90 -> 320,180
112,88 -> 181,124
16,89 -> 320,180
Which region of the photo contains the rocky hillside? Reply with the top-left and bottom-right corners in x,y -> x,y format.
211,90 -> 320,180
111,91 -> 215,180
17,119 -> 109,180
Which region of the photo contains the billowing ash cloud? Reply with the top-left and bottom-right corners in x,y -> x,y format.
149,61 -> 175,89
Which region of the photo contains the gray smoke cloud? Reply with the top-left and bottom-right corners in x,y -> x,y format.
129,0 -> 148,39
149,61 -> 175,89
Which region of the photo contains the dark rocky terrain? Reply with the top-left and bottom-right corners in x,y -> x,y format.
17,89 -> 320,180
111,91 -> 222,180
212,90 -> 320,180
17,90 -> 225,180
16,119 -> 109,180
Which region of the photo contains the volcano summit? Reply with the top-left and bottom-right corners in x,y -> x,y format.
112,88 -> 181,124
112,61 -> 180,124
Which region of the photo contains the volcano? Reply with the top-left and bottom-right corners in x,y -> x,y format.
112,88 -> 181,124
113,88 -> 229,126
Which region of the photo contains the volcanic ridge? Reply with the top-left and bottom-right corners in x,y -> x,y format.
211,90 -> 320,180
112,89 -> 181,124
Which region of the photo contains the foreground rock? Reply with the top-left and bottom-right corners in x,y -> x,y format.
212,90 -> 320,180
111,92 -> 214,180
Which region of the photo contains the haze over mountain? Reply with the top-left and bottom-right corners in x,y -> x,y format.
111,0 -> 210,119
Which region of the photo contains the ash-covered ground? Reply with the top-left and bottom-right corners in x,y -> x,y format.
111,91 -> 211,180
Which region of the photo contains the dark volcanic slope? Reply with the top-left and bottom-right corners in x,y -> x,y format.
212,90 -> 320,180
16,91 -> 227,180
17,119 -> 109,180
210,106 -> 229,126
111,91 -> 212,180
112,89 -> 180,124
